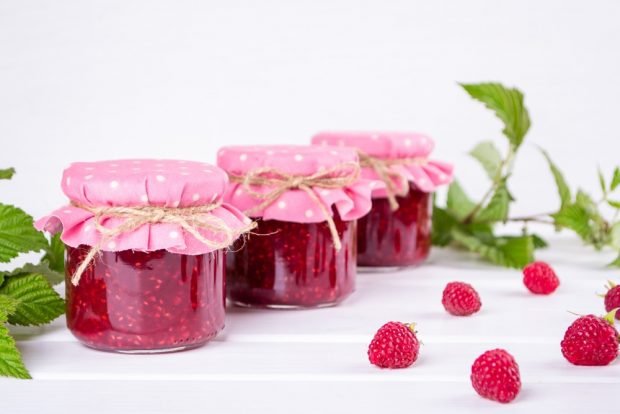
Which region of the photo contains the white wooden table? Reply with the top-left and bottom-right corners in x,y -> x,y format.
3,235 -> 619,413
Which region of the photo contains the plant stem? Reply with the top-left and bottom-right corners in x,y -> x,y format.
464,146 -> 516,224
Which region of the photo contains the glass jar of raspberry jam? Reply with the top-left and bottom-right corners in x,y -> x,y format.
312,132 -> 453,268
218,145 -> 373,308
36,159 -> 253,353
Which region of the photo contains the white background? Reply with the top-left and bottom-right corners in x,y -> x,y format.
1,0 -> 620,219
2,1 -> 620,413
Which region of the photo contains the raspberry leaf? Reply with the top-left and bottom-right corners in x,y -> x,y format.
0,168 -> 15,180
474,181 -> 511,223
0,204 -> 48,263
611,167 -> 620,192
540,150 -> 571,209
3,262 -> 65,286
0,274 -> 65,326
460,83 -> 530,149
0,295 -> 31,379
451,229 -> 534,268
41,233 -> 65,275
447,180 -> 476,220
611,223 -> 620,250
0,295 -> 19,321
608,254 -> 620,268
469,141 -> 502,180
552,204 -> 592,240
431,206 -> 458,247
0,323 -> 31,379
598,168 -> 608,197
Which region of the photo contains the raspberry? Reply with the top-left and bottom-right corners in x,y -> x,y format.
368,322 -> 420,368
561,312 -> 619,366
471,349 -> 521,403
603,281 -> 620,319
522,261 -> 559,294
441,281 -> 481,316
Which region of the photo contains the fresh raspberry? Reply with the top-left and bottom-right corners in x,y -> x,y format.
603,281 -> 620,319
470,349 -> 521,403
561,312 -> 619,366
522,261 -> 560,294
368,322 -> 419,368
442,281 -> 481,316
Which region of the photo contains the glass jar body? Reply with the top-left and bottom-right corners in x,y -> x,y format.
65,246 -> 226,353
226,212 -> 357,308
357,184 -> 432,268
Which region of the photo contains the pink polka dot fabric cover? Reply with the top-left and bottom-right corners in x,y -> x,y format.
217,145 -> 373,223
311,131 -> 453,197
35,160 -> 251,255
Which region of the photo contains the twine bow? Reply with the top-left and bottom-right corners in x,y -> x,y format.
228,162 -> 361,251
69,201 -> 255,285
358,152 -> 426,211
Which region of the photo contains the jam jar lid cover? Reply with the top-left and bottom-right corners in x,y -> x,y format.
35,159 -> 252,254
217,145 -> 373,222
312,131 -> 453,193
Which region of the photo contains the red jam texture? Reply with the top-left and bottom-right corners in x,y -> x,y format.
357,185 -> 431,267
226,212 -> 356,308
65,246 -> 225,352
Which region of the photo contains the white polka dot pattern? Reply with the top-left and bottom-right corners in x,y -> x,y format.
218,145 -> 374,224
36,159 -> 253,255
311,132 -> 454,195
60,159 -> 229,209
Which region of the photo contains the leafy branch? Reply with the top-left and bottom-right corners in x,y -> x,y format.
0,168 -> 65,379
432,82 -> 620,268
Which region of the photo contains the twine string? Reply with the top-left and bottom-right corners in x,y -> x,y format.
69,201 -> 254,285
228,161 -> 361,251
358,152 -> 426,211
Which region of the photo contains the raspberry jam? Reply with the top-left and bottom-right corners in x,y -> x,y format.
65,246 -> 225,353
226,211 -> 356,308
357,184 -> 431,267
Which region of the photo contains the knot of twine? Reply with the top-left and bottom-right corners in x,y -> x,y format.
228,161 -> 361,251
358,152 -> 426,211
69,201 -> 255,285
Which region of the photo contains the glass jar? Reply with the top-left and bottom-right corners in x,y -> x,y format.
357,183 -> 431,267
218,145 -> 373,308
312,132 -> 453,268
65,247 -> 225,353
227,211 -> 356,308
36,159 -> 252,353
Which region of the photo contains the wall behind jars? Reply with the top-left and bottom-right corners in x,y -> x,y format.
1,0 -> 619,222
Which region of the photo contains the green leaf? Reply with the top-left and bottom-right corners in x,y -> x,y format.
608,254 -> 620,268
41,233 -> 65,274
451,229 -> 534,268
611,167 -> 620,192
0,274 -> 65,326
2,262 -> 65,286
446,180 -> 476,220
598,167 -> 607,196
575,190 -> 596,211
610,223 -> 620,250
552,204 -> 592,240
531,234 -> 549,249
474,182 -> 511,223
432,206 -> 458,247
608,200 -> 620,209
460,82 -> 531,148
540,150 -> 571,209
0,168 -> 15,180
469,141 -> 502,179
0,323 -> 30,379
0,204 -> 48,263
0,295 -> 19,321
